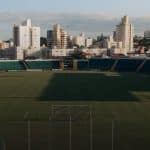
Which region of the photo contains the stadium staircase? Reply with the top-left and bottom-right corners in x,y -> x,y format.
63,57 -> 73,70
111,59 -> 119,71
22,60 -> 29,70
136,59 -> 147,72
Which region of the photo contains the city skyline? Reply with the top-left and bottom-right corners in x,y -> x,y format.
1,0 -> 150,39
0,16 -> 149,62
1,12 -> 150,40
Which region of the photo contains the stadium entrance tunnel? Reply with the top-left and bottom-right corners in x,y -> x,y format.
39,72 -> 150,101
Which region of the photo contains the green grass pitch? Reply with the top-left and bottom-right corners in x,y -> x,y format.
0,71 -> 150,150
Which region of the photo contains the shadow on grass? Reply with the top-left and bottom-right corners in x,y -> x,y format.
39,72 -> 150,101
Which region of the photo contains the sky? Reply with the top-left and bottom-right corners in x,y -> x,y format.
1,0 -> 150,39
1,0 -> 150,16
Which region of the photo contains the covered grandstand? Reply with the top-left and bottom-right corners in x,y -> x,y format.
74,58 -> 150,73
0,58 -> 149,72
0,59 -> 60,71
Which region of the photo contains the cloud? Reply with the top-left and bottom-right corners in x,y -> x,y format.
0,12 -> 149,39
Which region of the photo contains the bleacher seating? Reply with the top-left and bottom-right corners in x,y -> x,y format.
76,60 -> 89,70
0,58 -> 149,72
25,60 -> 60,70
89,58 -> 116,71
0,60 -> 25,71
115,58 -> 144,72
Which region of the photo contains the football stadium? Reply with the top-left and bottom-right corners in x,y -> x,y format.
0,58 -> 150,150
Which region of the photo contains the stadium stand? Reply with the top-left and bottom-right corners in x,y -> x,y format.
0,58 -> 149,72
75,60 -> 89,70
25,60 -> 60,70
89,58 -> 116,71
114,58 -> 144,72
0,60 -> 25,71
63,57 -> 73,70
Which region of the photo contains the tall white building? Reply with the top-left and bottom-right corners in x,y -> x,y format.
105,35 -> 123,49
13,19 -> 40,52
53,24 -> 67,49
60,29 -> 67,49
73,33 -> 85,47
85,38 -> 93,48
53,24 -> 61,48
31,27 -> 40,49
115,16 -> 134,53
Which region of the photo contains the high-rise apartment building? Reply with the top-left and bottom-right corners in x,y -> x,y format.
13,19 -> 40,51
53,24 -> 67,49
67,35 -> 73,48
61,29 -> 67,49
115,16 -> 134,52
53,24 -> 61,48
73,33 -> 85,47
85,38 -> 93,48
47,30 -> 54,48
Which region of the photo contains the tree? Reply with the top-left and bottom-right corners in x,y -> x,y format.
71,49 -> 86,59
40,37 -> 47,47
